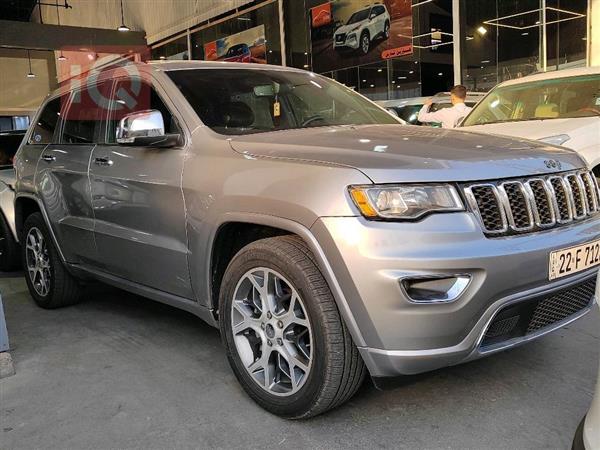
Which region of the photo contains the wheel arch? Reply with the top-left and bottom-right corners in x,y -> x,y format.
14,194 -> 67,262
207,213 -> 366,347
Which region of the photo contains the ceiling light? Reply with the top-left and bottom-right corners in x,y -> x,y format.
409,70 -> 414,74
522,32 -> 529,36
466,35 -> 474,40
370,84 -> 374,88
481,60 -> 490,63
438,72 -> 443,76
477,26 -> 487,35
26,49 -> 35,78
118,0 -> 130,31
55,2 -> 68,61
377,69 -> 383,72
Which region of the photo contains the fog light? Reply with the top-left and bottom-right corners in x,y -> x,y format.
401,275 -> 471,304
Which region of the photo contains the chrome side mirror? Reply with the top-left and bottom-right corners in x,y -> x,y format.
116,109 -> 180,147
386,107 -> 399,118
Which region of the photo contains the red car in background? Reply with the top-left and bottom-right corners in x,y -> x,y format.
221,43 -> 252,63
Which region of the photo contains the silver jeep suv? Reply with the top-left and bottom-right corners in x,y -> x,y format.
14,61 -> 600,418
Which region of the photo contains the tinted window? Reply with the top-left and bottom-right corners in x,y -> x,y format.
373,6 -> 385,16
463,74 -> 600,126
167,69 -> 398,136
106,79 -> 179,144
347,9 -> 369,24
0,131 -> 25,166
61,81 -> 112,144
29,96 -> 66,144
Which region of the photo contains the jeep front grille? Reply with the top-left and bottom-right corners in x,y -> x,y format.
464,170 -> 600,236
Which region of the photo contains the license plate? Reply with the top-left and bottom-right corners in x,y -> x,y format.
549,238 -> 600,280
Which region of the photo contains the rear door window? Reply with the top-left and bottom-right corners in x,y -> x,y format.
29,95 -> 67,144
61,81 -> 112,144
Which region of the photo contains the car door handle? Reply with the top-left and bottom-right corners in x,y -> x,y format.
41,154 -> 56,163
94,157 -> 113,166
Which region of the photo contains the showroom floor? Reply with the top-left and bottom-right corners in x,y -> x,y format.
1,273 -> 598,449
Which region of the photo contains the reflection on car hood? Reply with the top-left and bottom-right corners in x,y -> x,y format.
228,124 -> 584,184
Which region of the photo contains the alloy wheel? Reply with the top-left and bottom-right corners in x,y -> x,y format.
25,227 -> 51,296
231,267 -> 313,396
361,34 -> 369,53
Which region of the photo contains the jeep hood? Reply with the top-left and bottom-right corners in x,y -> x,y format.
228,124 -> 584,183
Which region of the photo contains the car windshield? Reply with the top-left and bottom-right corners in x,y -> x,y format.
167,68 -> 399,135
462,74 -> 600,126
347,9 -> 370,25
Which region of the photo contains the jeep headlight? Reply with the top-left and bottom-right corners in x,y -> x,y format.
349,184 -> 464,220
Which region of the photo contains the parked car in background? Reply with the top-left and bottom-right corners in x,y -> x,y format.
333,3 -> 390,54
0,130 -> 25,271
378,92 -> 486,126
460,67 -> 600,178
572,270 -> 600,450
13,61 -> 600,418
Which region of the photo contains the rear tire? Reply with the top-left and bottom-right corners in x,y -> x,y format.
0,212 -> 20,271
22,212 -> 83,309
219,235 -> 366,419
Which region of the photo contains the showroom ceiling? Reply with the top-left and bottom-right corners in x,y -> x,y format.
0,0 -> 37,22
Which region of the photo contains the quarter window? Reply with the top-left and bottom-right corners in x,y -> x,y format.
29,95 -> 66,144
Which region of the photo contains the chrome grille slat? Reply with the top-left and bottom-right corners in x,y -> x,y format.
465,170 -> 599,237
581,171 -> 599,213
525,179 -> 556,227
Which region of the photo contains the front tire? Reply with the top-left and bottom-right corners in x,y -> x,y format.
22,212 -> 83,309
359,31 -> 370,55
219,236 -> 366,418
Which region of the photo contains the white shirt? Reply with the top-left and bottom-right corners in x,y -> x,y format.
417,102 -> 472,129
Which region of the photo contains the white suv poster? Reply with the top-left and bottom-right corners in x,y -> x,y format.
310,1 -> 413,73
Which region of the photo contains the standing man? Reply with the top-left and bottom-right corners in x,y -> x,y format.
417,85 -> 472,129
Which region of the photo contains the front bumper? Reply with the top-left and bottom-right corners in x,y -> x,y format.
333,33 -> 359,50
311,213 -> 600,377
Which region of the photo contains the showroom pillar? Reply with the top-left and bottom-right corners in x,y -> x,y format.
590,0 -> 600,66
452,0 -> 461,85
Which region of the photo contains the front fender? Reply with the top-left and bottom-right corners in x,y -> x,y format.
196,212 -> 368,347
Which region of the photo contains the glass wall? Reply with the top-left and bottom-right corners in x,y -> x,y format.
148,0 -> 591,99
151,35 -> 188,60
461,0 -> 589,92
190,1 -> 282,66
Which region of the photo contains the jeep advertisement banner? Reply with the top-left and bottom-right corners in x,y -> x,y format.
310,1 -> 413,73
204,25 -> 267,64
